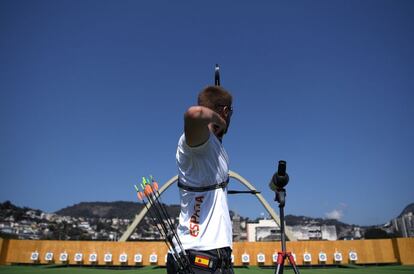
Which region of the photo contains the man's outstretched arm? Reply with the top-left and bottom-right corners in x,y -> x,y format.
184,106 -> 226,147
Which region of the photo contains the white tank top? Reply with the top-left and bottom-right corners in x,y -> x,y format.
175,132 -> 232,251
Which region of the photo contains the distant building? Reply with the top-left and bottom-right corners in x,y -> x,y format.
392,212 -> 414,238
78,221 -> 91,230
290,225 -> 337,241
246,219 -> 281,242
352,227 -> 362,239
40,213 -> 57,221
232,213 -> 247,241
246,219 -> 338,242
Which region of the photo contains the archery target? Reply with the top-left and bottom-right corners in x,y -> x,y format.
134,254 -> 143,263
303,253 -> 312,262
272,253 -> 278,262
119,253 -> 128,263
318,252 -> 327,262
30,252 -> 39,261
59,253 -> 68,262
257,253 -> 265,263
89,253 -> 97,262
149,254 -> 158,263
349,251 -> 358,261
74,253 -> 83,262
104,253 -> 112,262
241,253 -> 250,263
45,252 -> 53,261
334,252 -> 343,262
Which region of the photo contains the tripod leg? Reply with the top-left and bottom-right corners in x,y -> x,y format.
287,253 -> 300,274
275,252 -> 285,274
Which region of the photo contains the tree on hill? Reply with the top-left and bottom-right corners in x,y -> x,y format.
364,228 -> 390,239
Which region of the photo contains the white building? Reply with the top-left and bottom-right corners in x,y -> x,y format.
290,225 -> 337,240
246,219 -> 280,242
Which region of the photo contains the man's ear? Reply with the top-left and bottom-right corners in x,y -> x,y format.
223,106 -> 231,117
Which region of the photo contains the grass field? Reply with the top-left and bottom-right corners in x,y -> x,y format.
0,265 -> 413,274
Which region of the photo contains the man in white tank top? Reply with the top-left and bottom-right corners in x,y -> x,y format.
167,86 -> 234,274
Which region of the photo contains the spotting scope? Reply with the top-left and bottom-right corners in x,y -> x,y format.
269,160 -> 289,191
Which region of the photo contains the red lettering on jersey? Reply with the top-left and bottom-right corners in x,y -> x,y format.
189,195 -> 204,237
189,223 -> 199,237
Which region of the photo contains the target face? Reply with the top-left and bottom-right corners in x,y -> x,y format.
59,253 -> 68,262
134,254 -> 143,263
334,252 -> 343,261
319,253 -> 327,262
231,254 -> 234,263
30,252 -> 39,261
119,254 -> 127,262
272,253 -> 278,262
303,253 -> 312,262
89,253 -> 97,262
74,253 -> 83,262
241,254 -> 250,263
257,253 -> 265,263
45,252 -> 53,261
149,254 -> 158,263
104,254 -> 112,262
349,252 -> 358,261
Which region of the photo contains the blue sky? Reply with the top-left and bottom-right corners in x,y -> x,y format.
1,1 -> 413,226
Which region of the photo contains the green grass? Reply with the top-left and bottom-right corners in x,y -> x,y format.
0,265 -> 413,274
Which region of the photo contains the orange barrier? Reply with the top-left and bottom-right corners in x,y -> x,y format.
1,238 -> 413,266
0,238 -> 7,265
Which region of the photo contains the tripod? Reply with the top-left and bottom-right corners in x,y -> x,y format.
270,160 -> 300,274
274,188 -> 300,274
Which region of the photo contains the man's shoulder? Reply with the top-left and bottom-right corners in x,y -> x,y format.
178,132 -> 216,151
178,133 -> 186,144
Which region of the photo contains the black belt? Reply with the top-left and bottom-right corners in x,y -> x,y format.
177,178 -> 229,192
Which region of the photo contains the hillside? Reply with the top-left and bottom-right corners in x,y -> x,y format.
55,201 -> 142,219
399,203 -> 414,217
55,201 -> 181,220
1,200 -> 413,240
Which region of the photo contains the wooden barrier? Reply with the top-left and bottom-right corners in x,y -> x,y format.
0,238 -> 7,265
1,238 -> 413,266
2,239 -> 167,266
394,238 -> 414,265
